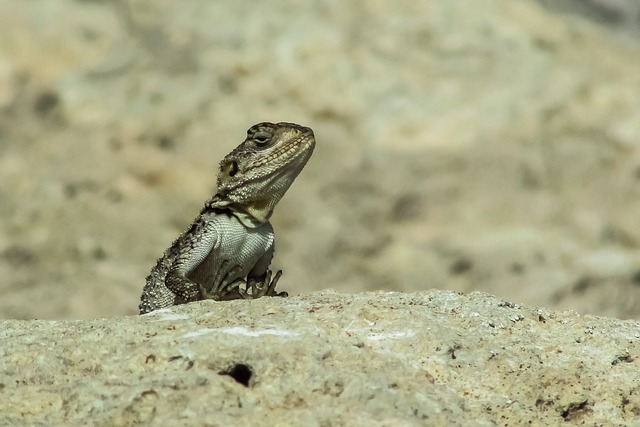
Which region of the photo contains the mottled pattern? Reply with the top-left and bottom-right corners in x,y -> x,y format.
139,122 -> 315,314
140,214 -> 274,314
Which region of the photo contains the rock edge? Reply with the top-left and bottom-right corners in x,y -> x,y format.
1,290 -> 639,426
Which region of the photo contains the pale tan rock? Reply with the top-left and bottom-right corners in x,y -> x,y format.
1,291 -> 638,425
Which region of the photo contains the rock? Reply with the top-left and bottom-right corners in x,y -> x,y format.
1,290 -> 638,425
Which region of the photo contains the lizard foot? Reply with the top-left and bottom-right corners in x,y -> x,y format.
199,262 -> 244,300
199,282 -> 243,301
241,270 -> 288,299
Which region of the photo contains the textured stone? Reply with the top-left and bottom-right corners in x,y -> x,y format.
1,290 -> 639,425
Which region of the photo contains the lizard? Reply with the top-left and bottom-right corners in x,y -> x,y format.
139,122 -> 315,314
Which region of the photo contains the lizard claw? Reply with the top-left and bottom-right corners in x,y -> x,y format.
242,270 -> 287,299
199,281 -> 242,301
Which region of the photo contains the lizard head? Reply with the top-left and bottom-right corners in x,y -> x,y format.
214,122 -> 315,227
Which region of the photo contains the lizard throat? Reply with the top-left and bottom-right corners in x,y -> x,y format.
227,198 -> 275,228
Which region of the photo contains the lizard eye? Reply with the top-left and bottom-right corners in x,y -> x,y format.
253,134 -> 271,147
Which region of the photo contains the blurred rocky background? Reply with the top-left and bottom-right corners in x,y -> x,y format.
1,0 -> 639,319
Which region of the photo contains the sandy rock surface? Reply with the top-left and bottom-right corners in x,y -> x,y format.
1,290 -> 639,426
1,0 -> 640,320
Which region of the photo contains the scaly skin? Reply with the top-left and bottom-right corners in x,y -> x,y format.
139,122 -> 315,314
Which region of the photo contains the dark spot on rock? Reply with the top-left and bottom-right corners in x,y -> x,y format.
390,194 -> 423,221
145,355 -> 156,363
600,224 -> 637,247
218,75 -> 238,94
561,400 -> 592,421
92,246 -> 107,260
450,257 -> 472,275
63,180 -> 99,198
156,135 -> 174,150
510,262 -> 525,275
219,363 -> 253,387
64,184 -> 78,198
533,37 -> 555,52
520,163 -> 540,189
612,354 -> 633,365
448,344 -> 461,360
140,389 -> 158,398
3,246 -> 36,267
535,398 -> 553,408
631,270 -> 640,286
33,90 -> 60,116
572,277 -> 592,294
167,355 -> 195,370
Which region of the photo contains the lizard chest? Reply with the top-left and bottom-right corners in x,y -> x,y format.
186,214 -> 275,288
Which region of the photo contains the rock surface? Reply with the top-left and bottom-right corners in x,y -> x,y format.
1,290 -> 639,426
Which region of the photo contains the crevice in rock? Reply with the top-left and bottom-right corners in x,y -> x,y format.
219,363 -> 253,387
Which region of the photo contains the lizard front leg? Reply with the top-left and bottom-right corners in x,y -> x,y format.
166,221 -> 243,304
198,260 -> 245,301
238,242 -> 288,299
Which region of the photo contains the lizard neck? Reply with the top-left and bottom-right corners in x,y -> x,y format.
206,196 -> 273,229
230,201 -> 273,228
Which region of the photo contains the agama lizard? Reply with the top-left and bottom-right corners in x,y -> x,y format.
139,122 -> 315,314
